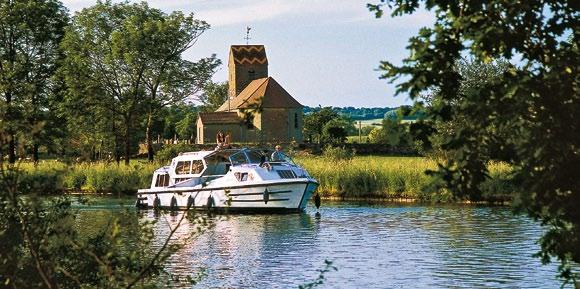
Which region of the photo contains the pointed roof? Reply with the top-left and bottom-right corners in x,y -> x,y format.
198,112 -> 242,124
216,77 -> 302,111
230,45 -> 268,65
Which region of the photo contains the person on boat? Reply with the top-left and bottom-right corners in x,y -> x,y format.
271,145 -> 285,162
216,130 -> 225,149
224,131 -> 232,148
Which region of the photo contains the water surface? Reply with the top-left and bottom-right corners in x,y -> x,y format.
77,198 -> 567,289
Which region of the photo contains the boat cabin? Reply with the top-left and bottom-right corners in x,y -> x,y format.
149,148 -> 299,189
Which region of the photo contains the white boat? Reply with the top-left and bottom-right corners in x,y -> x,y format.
136,148 -> 319,213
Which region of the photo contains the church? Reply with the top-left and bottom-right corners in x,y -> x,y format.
196,45 -> 304,144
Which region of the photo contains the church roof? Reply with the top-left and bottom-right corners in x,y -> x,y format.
198,112 -> 242,124
216,77 -> 302,111
230,45 -> 268,65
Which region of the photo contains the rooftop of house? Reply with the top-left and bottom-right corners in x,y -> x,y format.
217,77 -> 302,112
198,112 -> 243,124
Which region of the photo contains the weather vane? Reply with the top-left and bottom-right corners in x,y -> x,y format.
244,26 -> 251,45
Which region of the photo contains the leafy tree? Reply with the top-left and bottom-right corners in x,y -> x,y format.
370,0 -> 579,283
0,0 -> 68,163
303,107 -> 339,144
62,1 -> 218,164
174,106 -> 198,142
198,81 -> 228,112
321,118 -> 349,144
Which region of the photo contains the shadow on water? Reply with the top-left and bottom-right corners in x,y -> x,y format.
72,197 -> 570,289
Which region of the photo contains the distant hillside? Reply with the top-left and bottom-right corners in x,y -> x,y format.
303,106 -> 394,120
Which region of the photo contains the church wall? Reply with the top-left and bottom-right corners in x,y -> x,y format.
196,122 -> 246,145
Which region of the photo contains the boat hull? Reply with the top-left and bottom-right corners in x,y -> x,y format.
136,179 -> 318,213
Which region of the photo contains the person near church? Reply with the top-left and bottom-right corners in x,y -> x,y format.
216,130 -> 225,149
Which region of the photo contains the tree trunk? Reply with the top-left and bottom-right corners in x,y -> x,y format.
145,110 -> 154,162
32,142 -> 39,164
5,91 -> 16,164
8,136 -> 16,164
113,119 -> 120,165
124,116 -> 131,166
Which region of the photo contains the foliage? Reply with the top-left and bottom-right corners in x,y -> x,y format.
296,156 -> 511,202
0,162 -> 216,289
0,0 -> 69,163
299,260 -> 337,289
370,0 -> 579,283
303,107 -> 340,144
17,161 -> 157,195
321,118 -> 350,144
61,1 -> 218,164
304,106 -> 394,120
154,143 -> 197,162
321,145 -> 354,162
198,81 -> 228,112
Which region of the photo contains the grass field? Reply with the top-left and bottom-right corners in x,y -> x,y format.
295,155 -> 514,202
16,156 -> 514,202
356,118 -> 383,127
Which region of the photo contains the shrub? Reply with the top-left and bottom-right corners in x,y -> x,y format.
155,143 -> 197,162
322,145 -> 354,161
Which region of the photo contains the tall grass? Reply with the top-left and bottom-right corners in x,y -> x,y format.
18,160 -> 159,195
295,156 -> 514,202
17,156 -> 514,201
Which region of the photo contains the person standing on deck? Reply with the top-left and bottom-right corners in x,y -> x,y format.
271,145 -> 285,161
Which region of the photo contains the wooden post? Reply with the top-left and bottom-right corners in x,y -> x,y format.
359,121 -> 362,143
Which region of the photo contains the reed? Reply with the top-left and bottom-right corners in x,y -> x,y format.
295,156 -> 514,202
18,160 -> 159,195
17,157 -> 513,201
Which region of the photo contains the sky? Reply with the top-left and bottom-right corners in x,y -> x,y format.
61,0 -> 435,108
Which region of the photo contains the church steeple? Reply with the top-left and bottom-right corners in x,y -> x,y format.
228,45 -> 268,98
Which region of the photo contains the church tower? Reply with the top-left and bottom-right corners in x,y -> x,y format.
228,45 -> 268,98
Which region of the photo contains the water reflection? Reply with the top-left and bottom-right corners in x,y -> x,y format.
75,199 -> 569,289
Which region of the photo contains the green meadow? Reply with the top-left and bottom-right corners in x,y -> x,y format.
17,156 -> 514,202
295,156 -> 514,202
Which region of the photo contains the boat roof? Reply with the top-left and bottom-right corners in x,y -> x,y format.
174,150 -> 215,161
174,148 -> 261,161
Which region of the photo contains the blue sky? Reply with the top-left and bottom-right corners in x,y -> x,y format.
62,0 -> 434,108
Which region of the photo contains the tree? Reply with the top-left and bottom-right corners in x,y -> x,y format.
370,0 -> 579,284
303,107 -> 339,144
0,0 -> 68,163
321,118 -> 349,144
62,1 -> 218,164
198,81 -> 228,112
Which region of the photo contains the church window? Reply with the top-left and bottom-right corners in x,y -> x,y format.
248,69 -> 256,80
294,113 -> 299,129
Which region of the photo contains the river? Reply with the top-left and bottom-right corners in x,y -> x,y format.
76,198 -> 568,289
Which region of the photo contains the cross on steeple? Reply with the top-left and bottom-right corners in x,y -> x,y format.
244,26 -> 251,44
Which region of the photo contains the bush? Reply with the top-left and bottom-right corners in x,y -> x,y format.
18,169 -> 65,195
154,143 -> 197,162
322,145 -> 354,161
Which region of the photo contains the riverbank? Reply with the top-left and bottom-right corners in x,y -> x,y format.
17,156 -> 514,202
295,156 -> 514,203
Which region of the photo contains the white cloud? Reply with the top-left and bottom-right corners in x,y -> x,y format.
61,0 -> 434,30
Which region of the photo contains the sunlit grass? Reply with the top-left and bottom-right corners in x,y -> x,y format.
16,157 -> 513,201
295,156 -> 513,201
18,160 -> 160,194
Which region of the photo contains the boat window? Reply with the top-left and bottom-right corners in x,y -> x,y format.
246,150 -> 263,164
229,151 -> 247,165
175,161 -> 191,174
155,173 -> 169,187
192,160 -> 204,174
234,172 -> 248,182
